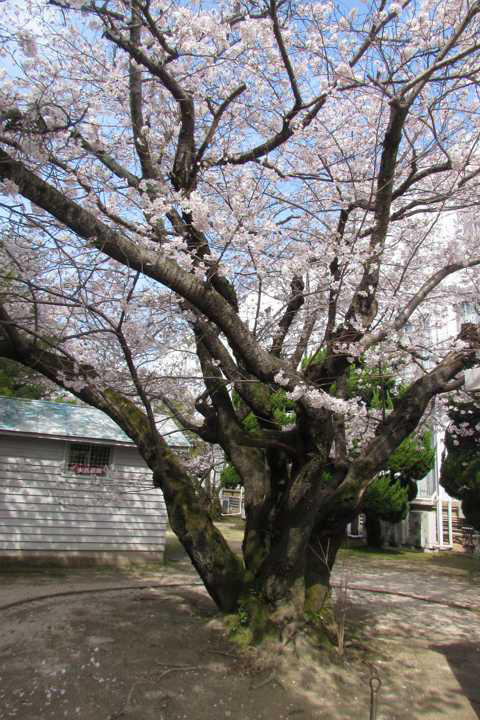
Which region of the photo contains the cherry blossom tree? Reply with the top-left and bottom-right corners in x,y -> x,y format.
1,0 -> 480,638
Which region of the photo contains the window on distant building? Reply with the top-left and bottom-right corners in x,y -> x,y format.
458,301 -> 479,325
67,443 -> 112,476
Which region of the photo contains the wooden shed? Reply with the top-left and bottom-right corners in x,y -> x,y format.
0,396 -> 187,566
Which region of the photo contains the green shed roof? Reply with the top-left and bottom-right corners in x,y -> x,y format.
0,396 -> 189,446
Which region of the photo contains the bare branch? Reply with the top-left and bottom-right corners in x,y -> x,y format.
214,94 -> 327,167
349,0 -> 413,68
400,15 -> 480,102
103,26 -> 196,191
0,150 -> 281,381
269,0 -> 302,108
271,275 -> 305,357
196,84 -> 246,164
290,308 -> 319,369
363,258 -> 480,350
345,100 -> 408,329
128,1 -> 157,180
71,130 -> 141,188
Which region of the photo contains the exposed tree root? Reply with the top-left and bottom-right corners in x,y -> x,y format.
207,648 -> 240,659
250,670 -> 278,690
156,665 -> 203,681
108,662 -> 202,718
0,581 -> 204,613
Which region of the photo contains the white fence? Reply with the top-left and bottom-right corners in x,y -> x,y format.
219,488 -> 245,518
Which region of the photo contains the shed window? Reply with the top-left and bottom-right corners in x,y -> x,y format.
67,443 -> 111,476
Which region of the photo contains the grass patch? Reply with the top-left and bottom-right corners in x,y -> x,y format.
0,562 -> 170,579
339,544 -> 422,561
163,528 -> 189,567
163,517 -> 246,570
214,516 -> 245,544
0,562 -> 68,578
339,544 -> 480,579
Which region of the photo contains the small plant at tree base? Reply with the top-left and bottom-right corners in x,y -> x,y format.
305,539 -> 351,654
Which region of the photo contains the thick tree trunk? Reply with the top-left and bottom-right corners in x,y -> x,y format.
240,505 -> 309,637
226,458 -> 349,644
153,441 -> 349,646
154,470 -> 245,612
229,525 -> 345,645
236,496 -> 347,644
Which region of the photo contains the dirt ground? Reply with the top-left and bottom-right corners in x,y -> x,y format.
0,522 -> 479,720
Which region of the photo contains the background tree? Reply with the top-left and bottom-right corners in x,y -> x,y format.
1,0 -> 480,640
0,358 -> 48,399
441,397 -> 480,530
362,432 -> 434,547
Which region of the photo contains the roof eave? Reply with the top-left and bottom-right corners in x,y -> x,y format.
0,428 -> 135,447
0,427 -> 188,449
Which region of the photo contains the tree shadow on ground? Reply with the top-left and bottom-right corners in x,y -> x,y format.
0,583 -> 374,720
1,575 -> 479,719
339,599 -> 479,719
431,641 -> 480,719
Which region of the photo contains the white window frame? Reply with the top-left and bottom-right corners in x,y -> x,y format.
65,442 -> 114,477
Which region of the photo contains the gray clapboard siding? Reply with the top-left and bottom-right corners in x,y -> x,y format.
0,457 -> 63,469
0,542 -> 165,551
0,436 -> 65,460
113,446 -> 150,469
2,525 -> 164,542
0,509 -> 163,521
2,478 -> 160,491
1,518 -> 165,530
0,434 -> 166,558
0,490 -> 165,512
